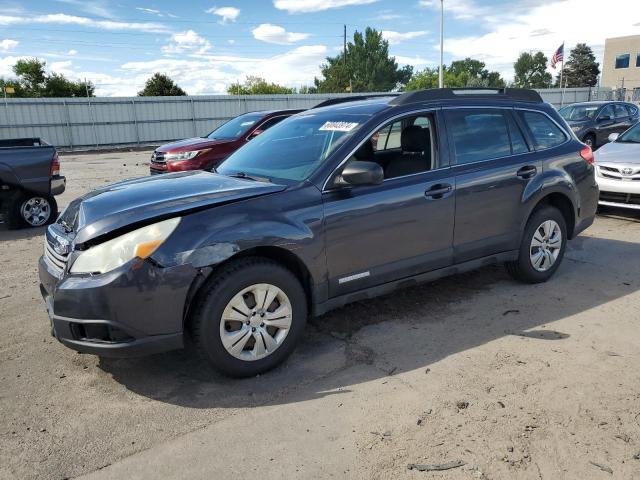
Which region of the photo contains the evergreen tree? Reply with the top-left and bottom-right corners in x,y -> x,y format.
556,43 -> 600,87
314,27 -> 413,93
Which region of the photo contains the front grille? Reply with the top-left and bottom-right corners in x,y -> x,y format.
600,191 -> 640,205
151,151 -> 166,164
598,164 -> 640,181
44,241 -> 69,272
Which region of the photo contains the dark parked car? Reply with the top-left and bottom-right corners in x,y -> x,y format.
558,101 -> 639,149
0,138 -> 65,228
149,109 -> 303,174
40,88 -> 598,377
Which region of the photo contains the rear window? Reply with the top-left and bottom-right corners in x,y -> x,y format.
518,111 -> 567,150
446,109 -> 526,165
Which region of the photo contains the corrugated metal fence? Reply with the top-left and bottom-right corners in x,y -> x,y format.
0,88 -> 615,151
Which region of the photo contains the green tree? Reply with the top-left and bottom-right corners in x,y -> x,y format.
314,27 -> 413,93
227,76 -> 294,95
2,58 -> 95,97
557,43 -> 600,87
405,58 -> 505,91
138,73 -> 187,96
513,51 -> 552,88
13,58 -> 47,96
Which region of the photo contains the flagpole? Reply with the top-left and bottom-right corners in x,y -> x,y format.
559,41 -> 565,107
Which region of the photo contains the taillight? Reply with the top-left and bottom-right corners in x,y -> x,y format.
579,145 -> 594,164
51,152 -> 60,176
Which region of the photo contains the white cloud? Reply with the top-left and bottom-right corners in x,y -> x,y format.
67,49 -> 78,55
274,0 -> 378,13
0,13 -> 168,33
0,55 -> 20,77
206,6 -> 240,23
162,30 -> 211,54
49,60 -> 74,76
56,0 -> 115,19
0,39 -> 18,51
418,0 -> 480,20
440,0 -> 640,81
382,30 -> 428,45
394,55 -> 433,67
116,45 -> 328,95
252,24 -> 310,45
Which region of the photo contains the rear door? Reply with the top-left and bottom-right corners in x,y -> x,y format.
595,104 -> 618,145
614,104 -> 633,134
445,107 -> 541,263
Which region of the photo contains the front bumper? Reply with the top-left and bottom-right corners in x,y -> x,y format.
39,254 -> 198,358
595,166 -> 640,210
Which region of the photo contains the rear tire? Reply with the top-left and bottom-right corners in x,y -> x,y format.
506,206 -> 567,284
4,191 -> 57,229
188,257 -> 307,378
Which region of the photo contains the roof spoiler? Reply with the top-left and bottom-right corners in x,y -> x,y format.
389,88 -> 543,106
313,94 -> 399,109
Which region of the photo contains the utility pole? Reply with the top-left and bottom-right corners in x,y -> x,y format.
439,0 -> 444,88
344,25 -> 352,93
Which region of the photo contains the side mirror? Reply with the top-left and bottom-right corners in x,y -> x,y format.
608,132 -> 619,142
340,161 -> 384,186
248,129 -> 263,140
599,114 -> 611,122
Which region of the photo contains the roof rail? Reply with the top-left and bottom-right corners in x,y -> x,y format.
389,88 -> 543,106
313,94 -> 398,109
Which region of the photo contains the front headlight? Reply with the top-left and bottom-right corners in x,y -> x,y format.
164,150 -> 208,161
70,217 -> 181,274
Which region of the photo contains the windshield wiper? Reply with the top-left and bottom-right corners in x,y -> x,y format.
226,171 -> 271,183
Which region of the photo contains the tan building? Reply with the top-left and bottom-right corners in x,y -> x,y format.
601,35 -> 640,100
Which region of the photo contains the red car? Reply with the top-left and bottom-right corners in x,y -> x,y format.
149,109 -> 303,174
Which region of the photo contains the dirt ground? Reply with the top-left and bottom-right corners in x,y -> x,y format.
1,151 -> 639,480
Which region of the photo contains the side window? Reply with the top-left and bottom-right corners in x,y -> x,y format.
614,104 -> 628,119
446,109 -> 512,164
506,113 -> 529,155
519,111 -> 567,150
257,116 -> 286,132
627,104 -> 639,117
346,113 -> 436,180
599,104 -> 615,120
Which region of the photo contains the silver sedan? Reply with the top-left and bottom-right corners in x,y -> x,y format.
593,122 -> 640,210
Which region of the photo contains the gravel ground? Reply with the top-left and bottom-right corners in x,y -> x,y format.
1,151 -> 639,480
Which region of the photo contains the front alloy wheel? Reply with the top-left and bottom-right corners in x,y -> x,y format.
20,196 -> 53,226
189,257 -> 307,377
220,283 -> 293,361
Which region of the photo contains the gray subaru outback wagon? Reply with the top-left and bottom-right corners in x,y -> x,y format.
40,88 -> 598,377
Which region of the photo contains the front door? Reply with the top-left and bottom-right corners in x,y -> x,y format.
323,112 -> 455,297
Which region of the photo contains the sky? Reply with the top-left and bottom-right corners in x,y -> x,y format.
0,0 -> 639,96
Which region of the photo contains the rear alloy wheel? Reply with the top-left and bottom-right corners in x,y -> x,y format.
5,192 -> 58,229
189,257 -> 307,377
506,206 -> 567,283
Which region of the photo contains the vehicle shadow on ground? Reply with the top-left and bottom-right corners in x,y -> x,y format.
0,224 -> 46,241
98,235 -> 639,409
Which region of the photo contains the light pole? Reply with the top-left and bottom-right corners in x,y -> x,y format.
439,0 -> 444,88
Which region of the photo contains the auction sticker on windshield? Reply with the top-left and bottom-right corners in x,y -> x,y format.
319,121 -> 359,132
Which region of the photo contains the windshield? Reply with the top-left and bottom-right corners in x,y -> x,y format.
617,123 -> 640,143
558,105 -> 599,121
217,111 -> 369,182
207,113 -> 264,140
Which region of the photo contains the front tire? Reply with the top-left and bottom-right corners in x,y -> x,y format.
189,257 -> 307,377
506,206 -> 567,283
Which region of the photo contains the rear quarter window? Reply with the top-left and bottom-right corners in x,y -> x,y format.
518,111 -> 567,150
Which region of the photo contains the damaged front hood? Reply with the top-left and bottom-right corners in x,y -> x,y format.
59,171 -> 286,244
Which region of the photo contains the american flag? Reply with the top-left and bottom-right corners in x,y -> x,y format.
551,43 -> 564,69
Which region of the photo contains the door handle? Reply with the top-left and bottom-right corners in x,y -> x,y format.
424,184 -> 452,199
516,166 -> 537,179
